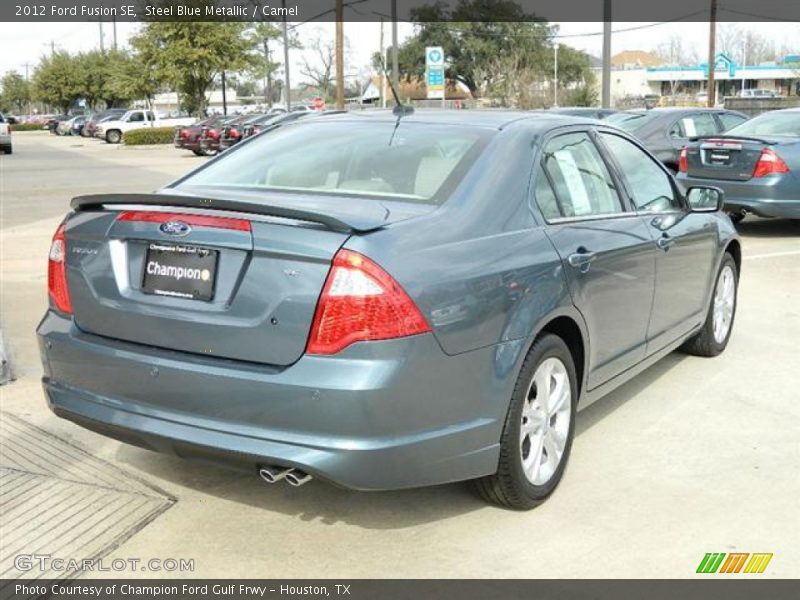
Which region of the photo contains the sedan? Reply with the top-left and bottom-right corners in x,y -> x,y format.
219,114 -> 266,151
174,117 -> 225,156
677,108 -> 800,221
38,110 -> 740,509
606,108 -> 748,172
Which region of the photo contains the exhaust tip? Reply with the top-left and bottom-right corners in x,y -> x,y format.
285,470 -> 313,487
259,466 -> 290,484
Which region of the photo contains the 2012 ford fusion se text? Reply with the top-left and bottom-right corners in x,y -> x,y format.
37,110 -> 740,509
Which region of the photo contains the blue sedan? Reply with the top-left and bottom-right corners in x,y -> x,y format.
38,110 -> 740,509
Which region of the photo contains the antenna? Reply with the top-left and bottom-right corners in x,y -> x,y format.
378,55 -> 413,117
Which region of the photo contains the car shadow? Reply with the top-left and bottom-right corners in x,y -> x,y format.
115,352 -> 689,529
736,218 -> 799,238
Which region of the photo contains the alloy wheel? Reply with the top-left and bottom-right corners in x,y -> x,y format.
713,265 -> 735,344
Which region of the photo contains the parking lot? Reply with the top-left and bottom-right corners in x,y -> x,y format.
1,131 -> 799,578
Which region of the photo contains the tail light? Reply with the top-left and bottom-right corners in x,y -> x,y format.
229,129 -> 240,138
180,129 -> 188,139
306,249 -> 431,355
208,129 -> 220,140
253,127 -> 262,135
752,148 -> 790,178
47,224 -> 73,314
678,147 -> 688,173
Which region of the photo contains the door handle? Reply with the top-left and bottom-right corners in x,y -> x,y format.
567,249 -> 597,270
656,235 -> 676,251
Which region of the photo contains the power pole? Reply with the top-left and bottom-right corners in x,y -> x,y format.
281,0 -> 291,110
221,71 -> 228,116
98,20 -> 104,53
50,40 -> 55,56
601,1 -> 612,108
553,44 -> 559,107
379,17 -> 385,108
23,62 -> 32,116
707,0 -> 718,107
263,39 -> 272,107
390,0 -> 399,91
112,16 -> 118,51
335,0 -> 344,110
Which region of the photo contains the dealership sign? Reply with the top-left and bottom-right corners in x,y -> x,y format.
426,46 -> 445,100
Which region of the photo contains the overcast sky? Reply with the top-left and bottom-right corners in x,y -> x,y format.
1,21 -> 798,84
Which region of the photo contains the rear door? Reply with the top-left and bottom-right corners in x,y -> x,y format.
598,131 -> 717,350
534,130 -> 656,389
658,112 -> 720,168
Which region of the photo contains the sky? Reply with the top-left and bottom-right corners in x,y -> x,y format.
1,20 -> 798,84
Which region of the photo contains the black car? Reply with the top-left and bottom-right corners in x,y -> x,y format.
605,108 -> 749,172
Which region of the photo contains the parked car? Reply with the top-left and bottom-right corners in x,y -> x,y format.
605,108 -> 749,172
219,114 -> 267,151
739,89 -> 780,98
55,115 -> 80,136
198,115 -> 250,155
240,111 -> 313,139
174,117 -> 226,156
68,115 -> 87,136
548,107 -> 618,120
39,110 -> 741,509
46,115 -> 70,134
83,109 -> 127,138
96,109 -> 195,144
0,113 -> 12,154
677,108 -> 800,221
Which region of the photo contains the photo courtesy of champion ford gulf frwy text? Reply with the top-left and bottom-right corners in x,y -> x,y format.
0,1 -> 798,599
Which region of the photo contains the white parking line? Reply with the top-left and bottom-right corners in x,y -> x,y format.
745,250 -> 800,260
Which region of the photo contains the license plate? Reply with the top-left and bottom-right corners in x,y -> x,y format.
141,242 -> 218,301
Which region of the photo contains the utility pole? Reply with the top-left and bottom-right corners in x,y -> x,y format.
379,17 -> 386,108
281,0 -> 291,110
221,71 -> 227,116
23,62 -> 32,116
553,44 -> 559,107
98,20 -> 104,53
391,0 -> 399,91
707,0 -> 718,107
263,39 -> 273,107
601,1 -> 612,108
112,16 -> 118,51
50,40 -> 55,56
335,0 -> 344,110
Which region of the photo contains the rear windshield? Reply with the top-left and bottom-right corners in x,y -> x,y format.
605,111 -> 660,132
177,120 -> 490,203
726,111 -> 800,137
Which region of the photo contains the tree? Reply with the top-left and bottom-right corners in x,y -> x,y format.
396,0 -> 555,98
0,71 -> 30,113
299,30 -> 339,100
105,51 -> 161,109
654,34 -> 700,67
131,21 -> 259,116
32,51 -> 84,113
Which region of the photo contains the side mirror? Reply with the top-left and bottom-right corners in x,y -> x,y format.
686,186 -> 724,212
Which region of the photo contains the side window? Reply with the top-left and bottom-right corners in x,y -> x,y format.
129,112 -> 144,122
532,164 -> 561,221
670,113 -> 718,138
146,111 -> 155,121
542,132 -> 622,218
600,133 -> 680,213
719,113 -> 747,131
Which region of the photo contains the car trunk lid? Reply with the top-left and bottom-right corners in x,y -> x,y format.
685,135 -> 795,181
64,192 -> 431,366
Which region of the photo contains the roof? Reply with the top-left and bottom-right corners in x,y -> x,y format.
302,108 -> 603,130
612,50 -> 664,69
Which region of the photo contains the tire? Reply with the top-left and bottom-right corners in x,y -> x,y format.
105,130 -> 122,144
4,146 -> 12,155
681,253 -> 738,357
470,333 -> 578,510
192,150 -> 205,156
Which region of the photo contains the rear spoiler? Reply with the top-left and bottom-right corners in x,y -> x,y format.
71,192 -> 388,233
689,134 -> 779,145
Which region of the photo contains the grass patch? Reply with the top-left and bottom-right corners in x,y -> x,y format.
123,126 -> 176,145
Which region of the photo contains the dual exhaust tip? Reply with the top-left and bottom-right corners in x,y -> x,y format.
259,466 -> 313,487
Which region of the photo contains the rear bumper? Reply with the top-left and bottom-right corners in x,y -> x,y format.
677,174 -> 800,218
37,311 -> 507,490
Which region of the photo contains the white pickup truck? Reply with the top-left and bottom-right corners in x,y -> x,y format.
95,109 -> 195,144
0,113 -> 12,154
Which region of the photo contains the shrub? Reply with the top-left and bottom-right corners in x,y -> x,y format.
9,123 -> 46,132
123,126 -> 176,145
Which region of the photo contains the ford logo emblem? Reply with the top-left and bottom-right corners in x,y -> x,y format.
160,220 -> 192,236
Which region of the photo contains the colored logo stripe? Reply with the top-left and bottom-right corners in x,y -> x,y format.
697,552 -> 773,574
